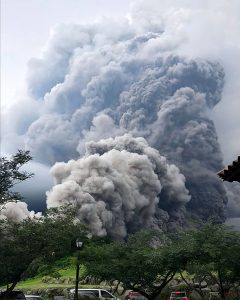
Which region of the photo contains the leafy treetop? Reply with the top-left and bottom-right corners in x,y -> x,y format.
0,150 -> 33,204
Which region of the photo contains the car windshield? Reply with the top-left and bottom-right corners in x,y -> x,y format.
100,291 -> 114,298
78,291 -> 99,298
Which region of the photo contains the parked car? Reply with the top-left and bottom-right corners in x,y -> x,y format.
208,292 -> 221,299
69,289 -> 119,300
0,290 -> 26,300
126,291 -> 147,300
169,291 -> 188,300
25,296 -> 43,300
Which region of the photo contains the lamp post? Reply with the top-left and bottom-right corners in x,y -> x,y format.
74,239 -> 83,300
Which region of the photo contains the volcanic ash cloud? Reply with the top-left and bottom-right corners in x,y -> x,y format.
47,135 -> 190,238
3,11 -> 230,228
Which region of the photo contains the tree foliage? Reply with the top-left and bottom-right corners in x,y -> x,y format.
181,224 -> 240,299
0,205 -> 86,292
81,230 -> 184,300
81,225 -> 240,300
0,150 -> 33,204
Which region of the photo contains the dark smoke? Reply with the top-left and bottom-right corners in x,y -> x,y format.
3,15 -> 230,233
225,182 -> 240,218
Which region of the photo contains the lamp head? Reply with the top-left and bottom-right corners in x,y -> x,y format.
76,239 -> 83,248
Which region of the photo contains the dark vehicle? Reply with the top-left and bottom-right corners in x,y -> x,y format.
169,291 -> 188,300
0,290 -> 26,300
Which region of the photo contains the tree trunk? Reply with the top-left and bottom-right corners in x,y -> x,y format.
7,281 -> 17,292
2,281 -> 18,299
127,272 -> 175,300
112,280 -> 120,294
180,272 -> 205,299
149,272 -> 176,300
127,284 -> 151,300
218,270 -> 225,300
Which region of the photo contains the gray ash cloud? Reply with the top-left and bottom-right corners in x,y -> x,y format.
47,134 -> 190,238
225,182 -> 240,218
4,15 -> 231,234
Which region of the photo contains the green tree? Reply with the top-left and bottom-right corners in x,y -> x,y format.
180,224 -> 240,299
0,205 -> 86,294
0,150 -> 33,204
81,230 -> 182,300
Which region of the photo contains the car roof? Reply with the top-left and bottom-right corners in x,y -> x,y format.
0,291 -> 25,296
70,289 -> 109,291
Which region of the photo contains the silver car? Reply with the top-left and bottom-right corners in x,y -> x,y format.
69,289 -> 118,300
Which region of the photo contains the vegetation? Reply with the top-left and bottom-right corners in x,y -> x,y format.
0,150 -> 33,204
179,224 -> 240,299
1,224 -> 239,299
81,230 -> 177,300
0,150 -> 86,297
80,227 -> 240,300
0,206 -> 86,293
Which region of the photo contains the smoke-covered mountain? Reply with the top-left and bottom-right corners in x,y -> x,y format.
3,7 -> 233,236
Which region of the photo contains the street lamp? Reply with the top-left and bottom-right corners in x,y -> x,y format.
74,239 -> 83,300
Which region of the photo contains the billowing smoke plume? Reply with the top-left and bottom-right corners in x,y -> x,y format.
3,8 -> 230,233
47,135 -> 190,238
225,182 -> 240,218
224,182 -> 240,230
0,202 -> 41,222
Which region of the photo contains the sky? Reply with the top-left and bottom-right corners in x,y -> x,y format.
1,0 -> 240,225
1,0 -> 131,111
